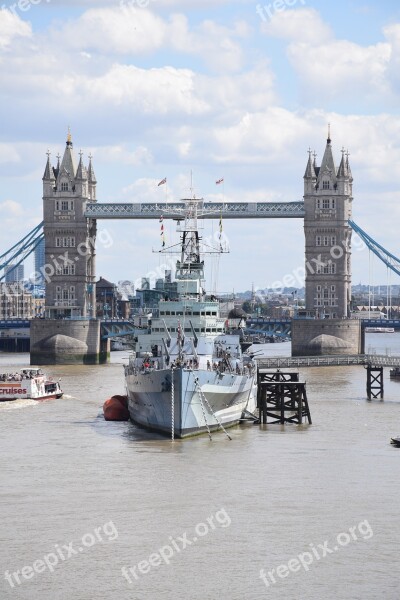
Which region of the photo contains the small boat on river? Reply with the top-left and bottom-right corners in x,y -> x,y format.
390,367 -> 400,380
0,368 -> 63,401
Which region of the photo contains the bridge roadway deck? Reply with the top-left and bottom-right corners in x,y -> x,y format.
84,201 -> 305,219
256,354 -> 400,369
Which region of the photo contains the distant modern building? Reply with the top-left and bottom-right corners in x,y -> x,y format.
34,238 -> 45,285
135,272 -> 179,311
5,264 -> 24,283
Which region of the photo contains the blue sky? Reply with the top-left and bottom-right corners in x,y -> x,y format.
1,0 -> 400,294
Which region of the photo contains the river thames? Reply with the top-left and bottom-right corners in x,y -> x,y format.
1,334 -> 399,599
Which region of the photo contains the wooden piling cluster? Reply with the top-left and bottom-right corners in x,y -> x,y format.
256,369 -> 312,425
366,364 -> 384,399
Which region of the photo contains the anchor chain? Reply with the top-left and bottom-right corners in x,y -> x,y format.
195,377 -> 232,441
171,366 -> 175,441
198,391 -> 212,441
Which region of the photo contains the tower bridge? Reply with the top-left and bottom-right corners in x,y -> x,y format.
38,129 -> 354,324
1,130 -> 399,364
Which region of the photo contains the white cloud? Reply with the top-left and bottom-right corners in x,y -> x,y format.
53,5 -> 247,73
287,39 -> 390,104
0,144 -> 20,164
57,6 -> 166,54
384,24 -> 400,92
260,7 -> 395,107
94,144 -> 153,165
81,64 -> 209,114
261,7 -> 333,45
212,107 -> 312,164
0,199 -> 24,217
0,9 -> 31,50
122,177 -> 174,202
169,14 -> 248,72
50,0 -> 248,7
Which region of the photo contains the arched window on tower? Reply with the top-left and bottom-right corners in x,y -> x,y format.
61,182 -> 68,192
322,181 -> 330,190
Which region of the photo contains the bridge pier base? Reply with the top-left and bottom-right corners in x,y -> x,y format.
30,319 -> 110,365
292,319 -> 362,356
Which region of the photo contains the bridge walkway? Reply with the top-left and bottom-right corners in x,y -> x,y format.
256,354 -> 400,369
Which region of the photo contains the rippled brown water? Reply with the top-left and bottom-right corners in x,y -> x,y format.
1,335 -> 399,599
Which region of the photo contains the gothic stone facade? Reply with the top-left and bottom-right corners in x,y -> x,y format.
42,135 -> 97,318
303,136 -> 353,319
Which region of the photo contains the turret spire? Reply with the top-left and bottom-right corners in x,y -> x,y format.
75,151 -> 88,181
304,148 -> 316,179
337,147 -> 348,179
345,150 -> 353,181
88,153 -> 97,184
317,129 -> 337,186
58,131 -> 77,181
42,150 -> 55,181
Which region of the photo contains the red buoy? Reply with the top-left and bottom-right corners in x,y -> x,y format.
103,395 -> 129,421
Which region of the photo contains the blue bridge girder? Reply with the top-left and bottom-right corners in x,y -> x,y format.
349,220 -> 400,277
245,318 -> 292,337
100,319 -> 139,339
0,222 -> 44,282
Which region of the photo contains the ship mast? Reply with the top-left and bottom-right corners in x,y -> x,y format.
175,198 -> 205,292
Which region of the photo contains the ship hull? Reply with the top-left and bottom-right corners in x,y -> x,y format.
126,368 -> 256,438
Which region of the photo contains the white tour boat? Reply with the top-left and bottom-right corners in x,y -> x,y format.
124,197 -> 257,438
0,368 -> 63,401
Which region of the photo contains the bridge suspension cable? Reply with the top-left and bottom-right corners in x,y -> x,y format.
0,222 -> 44,282
349,220 -> 400,277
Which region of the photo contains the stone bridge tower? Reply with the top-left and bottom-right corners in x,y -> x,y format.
30,132 -> 107,365
42,131 -> 97,318
303,130 -> 353,318
292,130 -> 362,356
